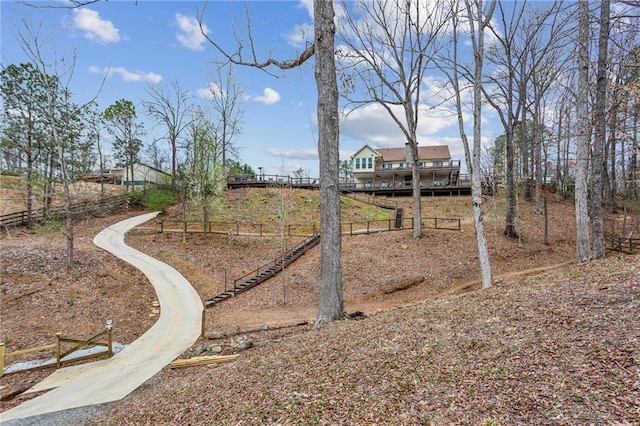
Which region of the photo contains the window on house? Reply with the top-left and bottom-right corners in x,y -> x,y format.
355,158 -> 361,169
398,163 -> 405,168
368,157 -> 373,169
433,161 -> 443,167
418,162 -> 426,168
383,163 -> 392,169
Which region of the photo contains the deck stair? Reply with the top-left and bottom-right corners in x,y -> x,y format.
448,170 -> 460,186
205,233 -> 320,307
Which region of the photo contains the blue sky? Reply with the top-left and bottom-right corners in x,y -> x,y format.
1,0 -> 495,176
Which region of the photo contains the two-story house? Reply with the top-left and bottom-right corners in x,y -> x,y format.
350,144 -> 464,190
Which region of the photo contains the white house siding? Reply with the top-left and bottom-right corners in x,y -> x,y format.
122,163 -> 170,187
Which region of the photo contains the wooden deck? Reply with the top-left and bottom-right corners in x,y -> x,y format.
227,174 -> 471,196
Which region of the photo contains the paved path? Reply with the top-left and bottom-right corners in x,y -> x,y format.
1,212 -> 204,423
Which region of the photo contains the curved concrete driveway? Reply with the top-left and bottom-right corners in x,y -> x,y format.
1,212 -> 204,423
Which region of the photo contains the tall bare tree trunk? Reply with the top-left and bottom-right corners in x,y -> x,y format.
470,0 -> 494,289
409,141 -> 422,238
575,0 -> 592,262
606,105 -> 618,212
59,143 -> 74,267
591,0 -> 610,259
452,0 -> 495,289
314,0 -> 344,327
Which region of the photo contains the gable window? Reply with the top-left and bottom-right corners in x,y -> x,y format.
355,158 -> 361,169
368,157 -> 373,169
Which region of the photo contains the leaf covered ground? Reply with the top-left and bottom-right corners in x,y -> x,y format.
1,188 -> 638,425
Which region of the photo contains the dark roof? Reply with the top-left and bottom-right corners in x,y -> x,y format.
376,145 -> 451,162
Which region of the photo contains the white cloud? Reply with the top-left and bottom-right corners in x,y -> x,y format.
196,82 -> 222,100
265,147 -> 317,160
175,13 -> 208,51
298,0 -> 314,19
253,87 -> 281,105
90,66 -> 162,84
286,23 -> 314,48
340,103 -> 458,147
72,8 -> 120,44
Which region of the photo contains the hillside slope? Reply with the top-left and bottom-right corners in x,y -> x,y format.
96,254 -> 639,425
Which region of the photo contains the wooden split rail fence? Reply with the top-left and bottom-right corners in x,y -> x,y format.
0,322 -> 114,377
605,232 -> 640,254
156,216 -> 460,237
0,194 -> 128,229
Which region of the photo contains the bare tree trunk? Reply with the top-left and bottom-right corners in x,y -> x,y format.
575,0 -> 591,262
59,143 -> 74,267
591,0 -> 610,259
314,0 -> 344,327
453,0 -> 495,289
556,105 -> 563,200
533,102 -> 542,215
607,104 -> 618,212
520,81 -> 531,202
632,106 -> 639,200
504,125 -> 519,239
409,141 -> 422,238
471,0 -> 494,289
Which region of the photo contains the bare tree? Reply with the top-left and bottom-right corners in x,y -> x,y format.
441,0 -> 496,289
482,2 -> 571,240
199,0 -> 344,326
575,0 -> 592,262
337,0 -> 451,238
590,0 -> 611,260
143,81 -> 194,187
206,65 -> 244,169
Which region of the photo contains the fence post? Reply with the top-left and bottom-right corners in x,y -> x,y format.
0,342 -> 4,378
160,220 -> 164,233
367,221 -> 370,234
106,319 -> 113,357
56,332 -> 62,368
201,310 -> 206,339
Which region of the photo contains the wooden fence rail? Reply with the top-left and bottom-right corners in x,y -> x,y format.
606,232 -> 640,254
0,194 -> 129,229
0,322 -> 113,377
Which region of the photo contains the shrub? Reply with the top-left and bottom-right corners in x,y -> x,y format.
141,187 -> 178,212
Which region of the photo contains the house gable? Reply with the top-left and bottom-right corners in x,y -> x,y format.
351,144 -> 380,172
